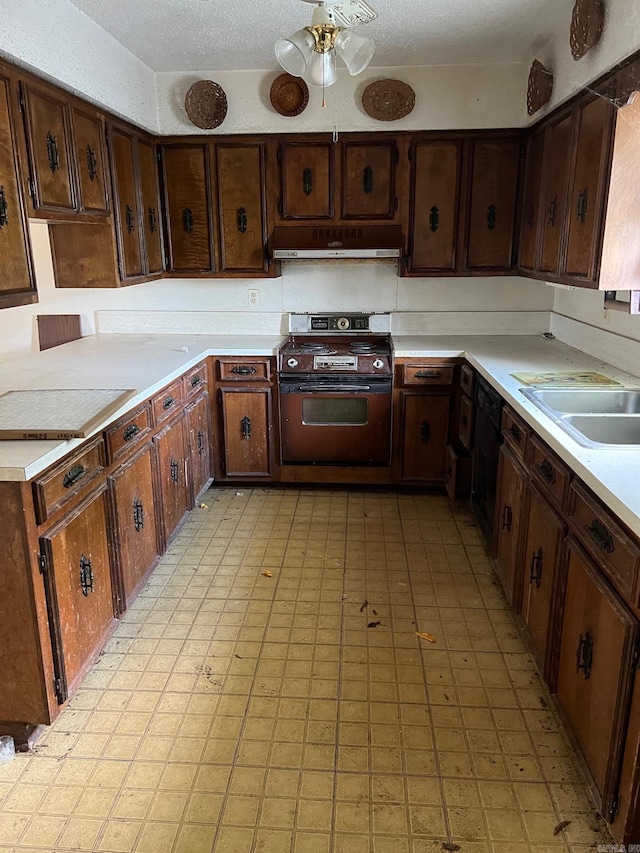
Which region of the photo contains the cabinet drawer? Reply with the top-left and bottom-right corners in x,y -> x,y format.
183,362 -> 208,400
568,481 -> 640,605
502,406 -> 530,460
33,435 -> 106,525
460,363 -> 475,397
151,378 -> 185,425
528,435 -> 570,510
218,358 -> 271,382
459,395 -> 474,451
444,444 -> 472,500
105,404 -> 151,463
401,363 -> 454,387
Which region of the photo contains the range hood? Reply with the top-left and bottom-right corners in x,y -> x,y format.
272,225 -> 403,259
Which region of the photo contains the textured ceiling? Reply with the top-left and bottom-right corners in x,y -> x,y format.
68,0 -> 571,72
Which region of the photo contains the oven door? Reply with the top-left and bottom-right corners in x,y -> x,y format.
279,376 -> 392,465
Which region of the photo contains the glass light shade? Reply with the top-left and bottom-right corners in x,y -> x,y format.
275,29 -> 316,77
303,49 -> 336,87
334,29 -> 375,76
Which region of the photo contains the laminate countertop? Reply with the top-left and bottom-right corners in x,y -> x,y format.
1,332 -> 639,540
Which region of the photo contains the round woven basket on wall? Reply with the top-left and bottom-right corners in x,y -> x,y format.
184,80 -> 228,129
361,79 -> 415,121
570,0 -> 605,60
269,74 -> 309,117
527,60 -> 554,116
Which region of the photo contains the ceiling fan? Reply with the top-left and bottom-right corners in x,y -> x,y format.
275,0 -> 378,88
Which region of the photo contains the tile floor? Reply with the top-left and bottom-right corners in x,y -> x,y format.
0,488 -> 613,852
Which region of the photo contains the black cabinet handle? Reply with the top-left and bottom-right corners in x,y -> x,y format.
241,416 -> 252,441
133,497 -> 144,532
148,206 -> 157,234
231,365 -> 257,376
428,205 -> 439,233
197,430 -> 205,454
507,425 -> 522,443
162,395 -> 175,410
190,375 -> 203,387
363,166 -> 373,195
236,207 -> 248,233
527,202 -> 535,230
302,167 -> 313,196
125,204 -> 135,234
548,195 -> 558,227
46,131 -> 60,174
63,465 -> 87,489
170,458 -> 180,483
123,424 -> 140,442
586,519 -> 615,554
79,554 -> 94,596
575,631 -> 594,679
537,459 -> 556,485
182,207 -> 194,233
502,505 -> 512,532
86,144 -> 97,182
0,186 -> 8,229
530,548 -> 543,588
577,188 -> 589,224
486,204 -> 497,231
415,370 -> 441,379
420,421 -> 430,443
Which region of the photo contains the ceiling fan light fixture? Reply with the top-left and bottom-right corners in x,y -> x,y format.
333,28 -> 375,76
303,48 -> 337,87
275,29 -> 316,78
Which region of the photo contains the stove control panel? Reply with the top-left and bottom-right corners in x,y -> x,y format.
314,355 -> 358,370
309,315 -> 370,332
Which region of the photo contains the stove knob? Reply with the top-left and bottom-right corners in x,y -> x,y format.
337,317 -> 350,330
373,359 -> 384,370
287,357 -> 299,368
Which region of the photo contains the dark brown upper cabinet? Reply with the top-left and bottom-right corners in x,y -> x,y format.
538,113 -> 574,275
216,141 -> 268,274
518,129 -> 545,272
341,140 -> 397,220
0,67 -> 37,308
161,143 -> 215,273
464,137 -> 520,271
137,138 -> 164,275
279,139 -> 334,220
71,105 -> 110,216
407,139 -> 462,274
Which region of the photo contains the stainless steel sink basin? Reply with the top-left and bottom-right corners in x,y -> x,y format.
521,388 -> 640,415
563,415 -> 640,446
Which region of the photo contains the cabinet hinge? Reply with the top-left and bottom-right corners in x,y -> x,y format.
277,200 -> 283,216
116,258 -> 123,277
28,178 -> 36,200
38,553 -> 47,573
633,641 -> 640,668
608,792 -> 620,823
19,89 -> 26,114
53,677 -> 63,702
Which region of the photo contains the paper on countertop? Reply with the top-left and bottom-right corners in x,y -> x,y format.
511,371 -> 622,387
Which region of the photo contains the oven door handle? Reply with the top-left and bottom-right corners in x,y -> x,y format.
292,384 -> 372,393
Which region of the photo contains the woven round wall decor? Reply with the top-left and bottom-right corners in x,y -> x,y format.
527,60 -> 554,116
184,80 -> 228,129
570,0 -> 605,61
270,74 -> 309,117
361,79 -> 415,121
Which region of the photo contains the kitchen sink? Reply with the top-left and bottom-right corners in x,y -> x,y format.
520,388 -> 640,448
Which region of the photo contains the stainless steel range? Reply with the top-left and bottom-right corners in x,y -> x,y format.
278,314 -> 393,466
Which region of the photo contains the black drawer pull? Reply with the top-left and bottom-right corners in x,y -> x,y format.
148,206 -> 157,234
236,207 -> 248,233
79,554 -> 94,596
537,459 -> 556,485
133,497 -> 144,532
302,167 -> 313,196
577,188 -> 589,224
231,365 -> 257,376
46,132 -> 60,174
363,165 -> 374,195
415,370 -> 441,379
575,630 -> 594,679
170,458 -> 180,483
486,204 -> 497,231
86,144 -> 98,182
530,548 -> 543,588
586,519 -> 615,554
420,420 -> 430,443
162,395 -> 176,410
123,424 -> 140,442
197,430 -> 205,454
63,465 -> 87,489
125,204 -> 135,234
190,375 -> 203,387
502,505 -> 512,532
0,186 -> 8,229
241,416 -> 252,441
548,195 -> 558,227
182,207 -> 194,233
507,424 -> 522,443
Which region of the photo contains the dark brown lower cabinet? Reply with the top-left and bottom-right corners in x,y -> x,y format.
186,391 -> 212,502
108,443 -> 159,608
153,413 -> 189,545
493,444 -> 526,606
399,392 -> 450,483
39,484 -> 116,703
220,387 -> 272,477
520,485 -> 565,681
555,537 -> 639,821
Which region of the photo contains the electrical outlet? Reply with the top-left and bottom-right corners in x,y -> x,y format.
248,288 -> 260,307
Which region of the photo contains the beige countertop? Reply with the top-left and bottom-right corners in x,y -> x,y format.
2,331 -> 640,540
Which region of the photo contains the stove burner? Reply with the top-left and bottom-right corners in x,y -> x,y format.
299,342 -> 335,354
349,342 -> 377,354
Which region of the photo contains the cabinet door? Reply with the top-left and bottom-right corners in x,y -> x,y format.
40,485 -> 115,702
341,140 -> 396,220
408,140 -> 461,273
186,391 -> 212,502
465,138 -> 520,270
493,444 -> 526,607
556,538 -> 639,820
138,139 -> 163,274
518,130 -> 545,271
520,485 -> 565,675
400,392 -> 450,483
21,82 -> 75,213
539,115 -> 573,274
108,443 -> 159,608
163,144 -> 214,272
154,414 -> 189,544
216,142 -> 267,273
72,107 -> 109,215
279,141 -> 333,219
0,74 -> 35,303
109,125 -> 144,278
220,388 -> 272,477
564,96 -> 614,279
